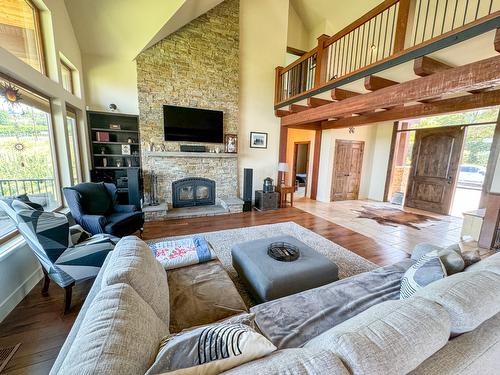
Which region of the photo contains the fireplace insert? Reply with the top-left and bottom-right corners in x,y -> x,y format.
172,178 -> 216,208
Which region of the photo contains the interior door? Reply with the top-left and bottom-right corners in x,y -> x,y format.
331,140 -> 365,201
405,127 -> 465,214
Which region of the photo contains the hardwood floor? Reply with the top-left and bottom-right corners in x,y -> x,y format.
0,207 -> 408,374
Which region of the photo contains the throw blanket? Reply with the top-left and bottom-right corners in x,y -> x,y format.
150,236 -> 215,270
250,259 -> 414,349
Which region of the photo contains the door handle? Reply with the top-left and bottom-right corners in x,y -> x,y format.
447,176 -> 452,184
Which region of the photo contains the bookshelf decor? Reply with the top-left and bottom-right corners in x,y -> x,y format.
87,111 -> 143,206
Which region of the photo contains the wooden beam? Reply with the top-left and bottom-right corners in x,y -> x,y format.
310,129 -> 322,200
279,126 -> 288,163
364,75 -> 398,91
414,56 -> 452,76
468,86 -> 494,94
495,28 -> 500,52
286,46 -> 307,56
418,96 -> 442,103
290,104 -> 309,113
394,0 -> 411,52
275,109 -> 291,117
307,97 -> 332,107
331,88 -> 360,101
321,89 -> 500,129
281,55 -> 500,127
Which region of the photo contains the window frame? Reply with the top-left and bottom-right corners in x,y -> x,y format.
61,60 -> 75,94
0,76 -> 62,245
66,107 -> 82,184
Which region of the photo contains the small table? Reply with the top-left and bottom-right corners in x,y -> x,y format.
277,185 -> 294,207
231,235 -> 339,303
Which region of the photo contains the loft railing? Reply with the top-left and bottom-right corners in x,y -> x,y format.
275,0 -> 499,106
0,178 -> 56,203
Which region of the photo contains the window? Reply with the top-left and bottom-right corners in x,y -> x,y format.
0,0 -> 45,73
66,109 -> 81,185
61,61 -> 74,94
0,78 -> 59,240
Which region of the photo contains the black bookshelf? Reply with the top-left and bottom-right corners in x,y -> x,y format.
87,111 -> 143,207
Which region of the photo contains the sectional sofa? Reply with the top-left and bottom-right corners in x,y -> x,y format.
50,236 -> 500,374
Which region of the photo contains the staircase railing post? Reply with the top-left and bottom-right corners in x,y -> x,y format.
394,0 -> 412,52
275,66 -> 284,104
314,34 -> 330,87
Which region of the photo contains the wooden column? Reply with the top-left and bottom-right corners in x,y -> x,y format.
314,34 -> 330,87
479,194 -> 500,249
278,125 -> 289,187
310,129 -> 322,200
394,0 -> 411,52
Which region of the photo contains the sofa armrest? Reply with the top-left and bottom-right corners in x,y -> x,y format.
80,214 -> 107,234
114,204 -> 139,213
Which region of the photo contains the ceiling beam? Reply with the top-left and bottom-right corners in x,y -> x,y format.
307,97 -> 332,107
330,88 -> 360,101
281,55 -> 500,127
418,97 -> 442,103
364,75 -> 398,91
275,110 -> 291,117
321,89 -> 500,129
413,56 -> 452,77
290,104 -> 309,113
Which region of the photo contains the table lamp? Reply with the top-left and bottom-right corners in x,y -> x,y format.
278,162 -> 289,186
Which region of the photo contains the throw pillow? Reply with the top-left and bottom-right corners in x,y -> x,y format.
400,250 -> 447,299
145,314 -> 276,375
411,243 -> 465,275
462,250 -> 481,267
150,235 -> 216,270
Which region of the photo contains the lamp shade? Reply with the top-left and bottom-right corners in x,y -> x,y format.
278,162 -> 289,172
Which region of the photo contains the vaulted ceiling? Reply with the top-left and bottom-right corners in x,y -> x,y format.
64,0 -> 223,59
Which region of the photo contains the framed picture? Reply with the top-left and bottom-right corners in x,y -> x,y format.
250,132 -> 268,149
121,144 -> 131,155
225,134 -> 238,153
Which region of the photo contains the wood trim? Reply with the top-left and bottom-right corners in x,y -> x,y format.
310,129 -> 322,200
495,28 -> 500,53
281,55 -> 500,126
274,66 -> 283,103
481,111 -> 500,206
479,193 -> 500,248
287,46 -> 307,56
314,34 -> 330,86
324,0 -> 400,47
394,0 -> 411,52
281,47 -> 319,74
413,56 -> 452,76
275,12 -> 500,109
320,89 -> 500,129
383,122 -> 400,201
290,104 -> 309,113
364,75 -> 398,91
279,125 -> 288,163
275,109 -> 290,117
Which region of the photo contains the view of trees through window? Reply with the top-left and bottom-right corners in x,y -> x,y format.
0,89 -> 58,238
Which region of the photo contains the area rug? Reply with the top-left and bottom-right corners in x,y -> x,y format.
148,221 -> 377,306
354,205 -> 440,230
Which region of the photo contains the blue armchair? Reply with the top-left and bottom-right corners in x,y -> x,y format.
63,182 -> 144,238
0,199 -> 117,313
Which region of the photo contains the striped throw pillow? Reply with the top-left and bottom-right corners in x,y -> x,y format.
400,250 -> 447,299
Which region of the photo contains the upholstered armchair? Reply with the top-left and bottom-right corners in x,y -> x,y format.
63,182 -> 144,238
0,199 -> 117,313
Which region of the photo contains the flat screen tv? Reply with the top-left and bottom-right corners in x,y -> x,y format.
163,105 -> 223,143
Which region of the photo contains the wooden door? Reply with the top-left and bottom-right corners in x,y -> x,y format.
331,140 -> 364,201
405,127 -> 465,214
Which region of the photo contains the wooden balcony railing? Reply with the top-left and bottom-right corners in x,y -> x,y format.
275,0 -> 499,107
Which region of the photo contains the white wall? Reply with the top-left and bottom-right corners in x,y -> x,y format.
316,122 -> 393,202
239,0 -> 289,198
0,0 -> 86,322
287,2 -> 310,52
83,54 -> 139,114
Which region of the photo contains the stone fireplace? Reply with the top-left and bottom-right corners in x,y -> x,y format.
172,177 -> 216,208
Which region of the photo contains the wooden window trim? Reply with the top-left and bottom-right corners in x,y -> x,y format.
25,0 -> 47,75
61,60 -> 75,94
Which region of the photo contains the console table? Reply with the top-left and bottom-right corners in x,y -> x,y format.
277,185 -> 294,207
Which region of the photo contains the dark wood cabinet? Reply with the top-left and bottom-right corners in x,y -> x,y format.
255,190 -> 279,211
87,111 -> 143,207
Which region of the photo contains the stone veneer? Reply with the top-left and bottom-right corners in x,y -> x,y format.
136,0 -> 239,204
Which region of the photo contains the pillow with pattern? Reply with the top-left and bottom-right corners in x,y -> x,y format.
400,250 -> 447,299
150,235 -> 216,270
145,314 -> 276,375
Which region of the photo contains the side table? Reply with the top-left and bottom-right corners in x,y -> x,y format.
255,190 -> 279,211
277,185 -> 294,207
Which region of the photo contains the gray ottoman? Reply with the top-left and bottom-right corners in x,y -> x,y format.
231,235 -> 339,303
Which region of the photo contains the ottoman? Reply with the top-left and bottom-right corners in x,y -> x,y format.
231,235 -> 339,303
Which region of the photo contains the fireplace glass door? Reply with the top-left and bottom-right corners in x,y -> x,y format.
172,178 -> 215,208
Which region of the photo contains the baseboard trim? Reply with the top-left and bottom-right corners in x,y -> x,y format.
0,266 -> 43,323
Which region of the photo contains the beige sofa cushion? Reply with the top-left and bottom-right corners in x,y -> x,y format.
410,312 -> 500,375
415,270 -> 500,335
102,236 -> 170,323
58,283 -> 168,375
465,252 -> 500,276
304,297 -> 450,375
221,348 -> 350,375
